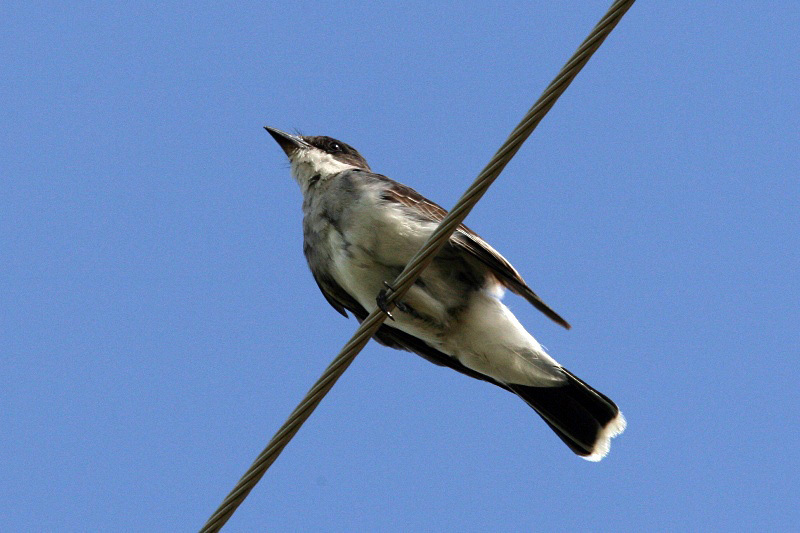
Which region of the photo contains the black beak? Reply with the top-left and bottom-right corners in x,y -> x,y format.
264,126 -> 306,157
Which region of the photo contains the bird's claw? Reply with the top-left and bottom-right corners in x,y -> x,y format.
377,282 -> 396,320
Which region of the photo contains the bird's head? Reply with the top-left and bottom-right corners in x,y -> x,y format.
264,127 -> 371,191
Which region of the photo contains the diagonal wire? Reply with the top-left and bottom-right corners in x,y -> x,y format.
199,1 -> 635,530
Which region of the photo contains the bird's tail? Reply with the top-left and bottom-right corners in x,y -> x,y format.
507,368 -> 626,461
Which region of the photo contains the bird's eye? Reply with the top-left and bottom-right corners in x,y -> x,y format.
329,142 -> 342,153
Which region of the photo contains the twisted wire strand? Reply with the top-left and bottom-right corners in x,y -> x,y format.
200,1 -> 635,530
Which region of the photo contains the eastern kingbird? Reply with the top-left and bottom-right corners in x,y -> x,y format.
265,127 -> 626,461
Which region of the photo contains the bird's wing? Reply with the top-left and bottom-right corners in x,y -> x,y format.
377,175 -> 571,329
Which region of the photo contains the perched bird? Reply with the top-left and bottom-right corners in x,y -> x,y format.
265,127 -> 626,461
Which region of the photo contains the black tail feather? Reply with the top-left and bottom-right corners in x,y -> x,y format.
508,368 -> 623,459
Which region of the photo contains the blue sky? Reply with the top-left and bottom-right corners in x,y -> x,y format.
2,2 -> 798,531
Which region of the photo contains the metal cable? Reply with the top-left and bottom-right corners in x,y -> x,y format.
199,1 -> 635,530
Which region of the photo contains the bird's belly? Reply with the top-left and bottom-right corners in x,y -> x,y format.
325,225 -> 562,385
325,228 -> 451,340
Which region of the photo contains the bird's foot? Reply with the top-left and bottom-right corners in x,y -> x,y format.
377,281 -> 396,320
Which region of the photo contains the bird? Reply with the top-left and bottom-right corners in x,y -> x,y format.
264,126 -> 626,461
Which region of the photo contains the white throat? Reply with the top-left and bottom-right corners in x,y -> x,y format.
290,148 -> 358,191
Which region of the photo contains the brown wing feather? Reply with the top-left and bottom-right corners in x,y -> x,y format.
380,178 -> 571,329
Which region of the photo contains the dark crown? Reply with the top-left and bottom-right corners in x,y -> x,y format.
303,135 -> 371,171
